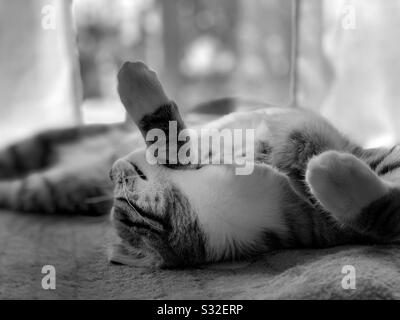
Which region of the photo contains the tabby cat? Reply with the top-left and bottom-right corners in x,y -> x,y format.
0,61 -> 399,268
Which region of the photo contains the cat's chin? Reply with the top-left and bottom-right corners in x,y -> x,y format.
108,242 -> 164,269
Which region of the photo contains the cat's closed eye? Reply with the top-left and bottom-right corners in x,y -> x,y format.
128,161 -> 147,180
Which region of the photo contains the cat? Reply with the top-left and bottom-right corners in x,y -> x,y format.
1,61 -> 400,269
111,61 -> 400,268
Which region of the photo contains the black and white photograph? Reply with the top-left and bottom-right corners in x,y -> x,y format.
1,0 -> 400,303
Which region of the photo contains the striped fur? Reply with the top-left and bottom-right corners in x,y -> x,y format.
108,103 -> 400,267
0,123 -> 140,215
1,100 -> 400,267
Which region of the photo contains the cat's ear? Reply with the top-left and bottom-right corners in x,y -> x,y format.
108,242 -> 164,269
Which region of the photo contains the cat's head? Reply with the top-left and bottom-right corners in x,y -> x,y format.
108,149 -> 287,268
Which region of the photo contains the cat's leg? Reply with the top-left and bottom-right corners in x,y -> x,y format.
305,151 -> 400,241
117,61 -> 189,168
0,160 -> 113,215
0,135 -> 55,179
0,124 -> 121,179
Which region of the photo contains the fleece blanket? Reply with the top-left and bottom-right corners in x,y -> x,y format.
1,209 -> 400,300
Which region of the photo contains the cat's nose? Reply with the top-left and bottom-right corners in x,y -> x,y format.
109,159 -> 137,185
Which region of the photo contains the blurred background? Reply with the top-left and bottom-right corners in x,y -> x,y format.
74,0 -> 295,124
0,0 -> 399,148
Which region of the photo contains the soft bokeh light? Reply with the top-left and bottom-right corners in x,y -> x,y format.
74,0 -> 294,125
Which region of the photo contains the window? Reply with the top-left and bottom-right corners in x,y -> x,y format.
74,0 -> 296,123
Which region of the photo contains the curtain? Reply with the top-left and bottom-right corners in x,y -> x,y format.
0,0 -> 81,147
298,0 -> 400,147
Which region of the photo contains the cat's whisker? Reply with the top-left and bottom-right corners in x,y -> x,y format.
120,182 -> 164,232
119,176 -> 237,228
122,183 -> 140,213
85,195 -> 114,204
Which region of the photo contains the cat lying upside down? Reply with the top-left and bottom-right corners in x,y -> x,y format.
1,62 -> 400,268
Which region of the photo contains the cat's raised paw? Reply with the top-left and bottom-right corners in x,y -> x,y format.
306,151 -> 389,221
117,61 -> 170,123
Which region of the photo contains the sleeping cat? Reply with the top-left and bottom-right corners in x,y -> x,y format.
1,61 -> 400,269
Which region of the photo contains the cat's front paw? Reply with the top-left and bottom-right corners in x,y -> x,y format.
117,61 -> 170,123
306,151 -> 389,222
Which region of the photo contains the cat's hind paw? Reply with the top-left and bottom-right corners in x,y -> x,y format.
305,151 -> 389,223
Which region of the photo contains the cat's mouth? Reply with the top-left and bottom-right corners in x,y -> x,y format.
113,197 -> 166,234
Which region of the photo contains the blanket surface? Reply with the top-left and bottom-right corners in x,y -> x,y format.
1,210 -> 399,300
